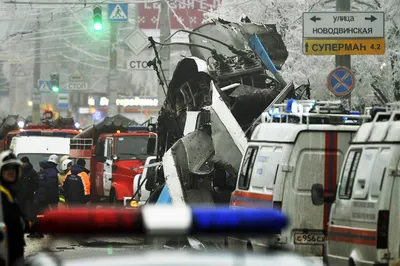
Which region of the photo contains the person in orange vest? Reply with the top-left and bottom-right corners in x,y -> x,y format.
62,159 -> 90,205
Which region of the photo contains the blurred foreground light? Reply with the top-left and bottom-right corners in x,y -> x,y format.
37,206 -> 288,236
28,100 -> 33,106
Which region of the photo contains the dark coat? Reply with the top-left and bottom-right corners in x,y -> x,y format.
63,164 -> 90,204
34,161 -> 59,205
0,183 -> 29,265
16,163 -> 39,201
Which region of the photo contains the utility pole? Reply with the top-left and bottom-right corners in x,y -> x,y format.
32,18 -> 41,123
336,0 -> 351,108
158,0 -> 171,106
107,22 -> 118,117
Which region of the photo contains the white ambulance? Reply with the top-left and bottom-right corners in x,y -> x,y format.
227,100 -> 369,262
9,132 -> 70,171
325,104 -> 400,266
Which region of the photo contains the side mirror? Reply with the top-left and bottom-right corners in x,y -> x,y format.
311,183 -> 324,206
147,138 -> 156,155
145,167 -> 157,191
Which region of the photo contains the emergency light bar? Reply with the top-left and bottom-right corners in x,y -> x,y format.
19,131 -> 69,137
264,99 -> 369,124
19,131 -> 42,136
38,206 -> 287,236
128,126 -> 149,132
51,132 -> 68,137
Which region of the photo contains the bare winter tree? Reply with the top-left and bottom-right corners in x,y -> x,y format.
206,0 -> 400,105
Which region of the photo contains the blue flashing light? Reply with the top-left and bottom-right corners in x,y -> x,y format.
21,131 -> 42,136
286,99 -> 296,113
52,132 -> 68,137
268,107 -> 279,115
92,110 -> 103,121
350,111 -> 361,115
128,126 -> 149,132
191,207 -> 288,235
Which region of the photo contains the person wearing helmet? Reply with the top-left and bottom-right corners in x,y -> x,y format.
62,158 -> 90,205
58,155 -> 70,188
0,150 -> 33,266
32,154 -> 60,238
58,159 -> 72,206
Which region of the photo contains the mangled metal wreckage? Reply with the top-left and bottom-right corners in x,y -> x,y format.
146,19 -> 310,205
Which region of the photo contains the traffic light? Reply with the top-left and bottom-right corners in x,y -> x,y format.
50,73 -> 60,92
93,6 -> 103,31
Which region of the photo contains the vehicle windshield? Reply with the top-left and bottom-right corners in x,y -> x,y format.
17,153 -> 68,172
115,136 -> 156,160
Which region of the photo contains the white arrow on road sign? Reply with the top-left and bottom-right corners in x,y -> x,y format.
109,4 -> 127,19
303,11 -> 385,39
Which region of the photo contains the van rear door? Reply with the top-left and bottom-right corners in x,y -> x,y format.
282,131 -> 352,255
327,146 -> 391,265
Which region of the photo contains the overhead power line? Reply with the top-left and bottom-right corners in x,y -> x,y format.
4,0 -> 161,4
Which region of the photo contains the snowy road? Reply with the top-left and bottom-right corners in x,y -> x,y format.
25,235 -> 146,258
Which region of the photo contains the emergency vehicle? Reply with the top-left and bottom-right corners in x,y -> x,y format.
0,115 -> 79,151
9,134 -> 70,172
325,103 -> 400,266
227,100 -> 369,260
124,156 -> 159,207
26,206 -> 319,266
70,115 -> 157,204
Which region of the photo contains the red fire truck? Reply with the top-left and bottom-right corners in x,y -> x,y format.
0,115 -> 80,151
69,115 -> 157,204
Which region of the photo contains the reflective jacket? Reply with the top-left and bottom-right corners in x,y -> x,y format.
62,164 -> 90,204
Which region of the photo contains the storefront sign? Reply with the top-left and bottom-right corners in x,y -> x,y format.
88,96 -> 158,107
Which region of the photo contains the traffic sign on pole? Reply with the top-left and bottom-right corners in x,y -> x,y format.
67,82 -> 88,91
70,69 -> 83,81
31,91 -> 41,105
126,57 -> 152,70
108,3 -> 128,22
303,12 -> 385,39
57,92 -> 69,109
13,64 -> 26,76
303,38 -> 385,55
327,66 -> 355,97
38,80 -> 51,93
125,28 -> 149,55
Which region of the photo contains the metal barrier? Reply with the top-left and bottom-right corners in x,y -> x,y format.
70,138 -> 93,150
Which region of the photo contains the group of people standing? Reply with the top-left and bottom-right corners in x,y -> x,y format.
0,151 -> 91,265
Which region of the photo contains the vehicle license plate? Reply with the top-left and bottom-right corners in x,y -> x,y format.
293,232 -> 326,245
